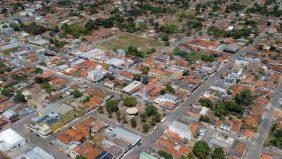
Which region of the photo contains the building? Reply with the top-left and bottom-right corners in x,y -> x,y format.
168,121 -> 192,141
148,68 -> 177,82
0,23 -> 14,35
0,128 -> 26,151
107,127 -> 141,147
140,152 -> 157,159
27,103 -> 75,137
15,146 -> 54,159
87,66 -> 103,82
122,81 -> 142,94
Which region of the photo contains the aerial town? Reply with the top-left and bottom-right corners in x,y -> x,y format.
0,0 -> 281,159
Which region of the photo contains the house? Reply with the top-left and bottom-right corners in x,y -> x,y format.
106,127 -> 141,147
168,121 -> 192,141
0,23 -> 14,35
186,105 -> 209,121
209,132 -> 234,150
154,93 -> 179,108
87,66 -> 104,82
15,146 -> 54,159
2,109 -> 18,123
122,81 -> 142,94
0,128 -> 26,151
227,140 -> 247,159
218,44 -> 240,53
148,68 -> 177,82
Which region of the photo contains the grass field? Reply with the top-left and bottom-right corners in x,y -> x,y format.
97,33 -> 164,51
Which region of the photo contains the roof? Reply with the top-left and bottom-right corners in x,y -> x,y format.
169,121 -> 189,133
126,107 -> 139,115
42,103 -> 73,116
112,127 -> 141,145
140,152 -> 157,159
19,146 -> 54,159
260,154 -> 273,159
0,128 -> 25,150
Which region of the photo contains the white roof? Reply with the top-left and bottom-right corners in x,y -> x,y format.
0,129 -> 25,149
18,146 -> 54,159
122,81 -> 142,93
126,107 -> 138,115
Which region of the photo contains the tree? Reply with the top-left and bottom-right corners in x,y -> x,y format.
193,141 -> 211,159
164,85 -> 175,94
124,97 -> 137,107
142,123 -> 150,133
130,117 -> 137,128
187,152 -> 196,159
183,70 -> 189,76
98,106 -> 104,114
234,88 -> 254,106
106,100 -> 119,114
133,74 -> 141,81
122,114 -> 127,123
212,147 -> 225,159
34,68 -> 43,74
161,34 -> 169,41
71,90 -> 83,98
142,76 -> 149,84
1,88 -> 13,97
158,150 -> 173,159
199,98 -> 213,108
116,111 -> 121,121
145,105 -> 158,116
76,155 -> 87,159
140,112 -> 147,123
13,92 -> 26,103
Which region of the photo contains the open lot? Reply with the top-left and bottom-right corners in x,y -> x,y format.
97,33 -> 164,52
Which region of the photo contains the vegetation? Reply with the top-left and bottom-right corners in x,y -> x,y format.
269,124 -> 282,149
193,141 -> 211,159
10,23 -> 48,35
71,90 -> 83,98
106,100 -> 119,115
158,150 -> 173,159
130,117 -> 137,128
13,92 -> 26,103
123,97 -> 137,107
212,147 -> 225,159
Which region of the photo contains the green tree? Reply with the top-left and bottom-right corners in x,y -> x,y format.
199,98 -> 213,108
212,147 -> 225,159
130,117 -> 137,128
76,155 -> 87,159
142,76 -> 149,84
161,34 -> 169,41
122,114 -> 127,123
140,112 -> 147,123
34,68 -> 43,74
106,100 -> 119,114
164,85 -> 175,94
234,88 -> 254,106
133,74 -> 141,81
145,105 -> 158,116
71,90 -> 83,98
142,123 -> 150,133
1,88 -> 14,97
13,92 -> 26,103
124,97 -> 137,107
193,141 -> 211,159
158,150 -> 173,159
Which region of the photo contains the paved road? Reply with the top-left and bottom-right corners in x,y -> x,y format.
244,77 -> 282,159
